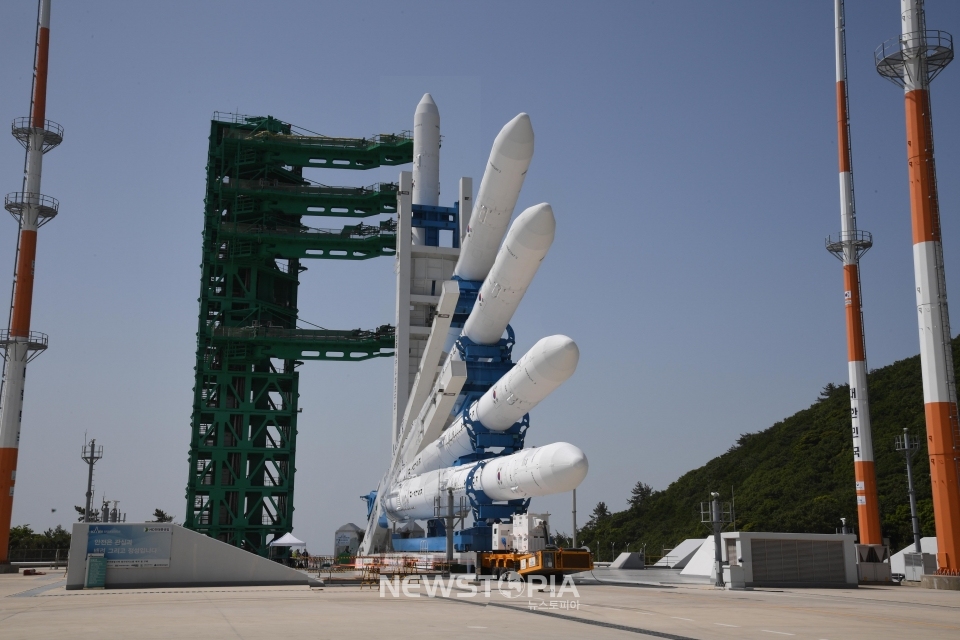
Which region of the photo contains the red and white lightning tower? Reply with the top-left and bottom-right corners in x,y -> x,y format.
0,0 -> 59,570
876,0 -> 959,574
827,0 -> 882,545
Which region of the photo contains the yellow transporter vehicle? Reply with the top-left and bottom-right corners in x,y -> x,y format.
477,547 -> 593,580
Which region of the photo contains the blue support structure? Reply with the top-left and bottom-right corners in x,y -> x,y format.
387,230 -> 535,553
411,203 -> 460,247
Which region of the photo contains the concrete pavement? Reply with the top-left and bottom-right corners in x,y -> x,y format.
2,570 -> 959,639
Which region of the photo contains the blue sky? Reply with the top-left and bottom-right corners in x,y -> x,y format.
1,0 -> 959,552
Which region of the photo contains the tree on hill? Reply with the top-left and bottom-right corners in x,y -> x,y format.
7,524 -> 71,550
74,505 -> 99,522
151,509 -> 174,523
628,482 -> 655,510
575,337 -> 954,557
588,502 -> 610,527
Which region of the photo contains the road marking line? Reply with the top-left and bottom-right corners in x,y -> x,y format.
588,605 -> 653,614
671,617 -> 695,621
761,631 -> 795,636
715,623 -> 739,627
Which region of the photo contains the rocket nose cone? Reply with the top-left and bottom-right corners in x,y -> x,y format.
494,113 -> 534,161
416,93 -> 439,116
542,442 -> 589,492
531,335 -> 580,383
510,203 -> 555,250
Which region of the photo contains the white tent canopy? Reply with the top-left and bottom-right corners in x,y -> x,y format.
269,533 -> 306,547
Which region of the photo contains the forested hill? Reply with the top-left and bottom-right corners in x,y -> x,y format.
574,338 -> 956,560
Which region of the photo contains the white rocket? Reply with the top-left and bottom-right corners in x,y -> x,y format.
455,113 -> 534,281
398,335 -> 579,481
366,99 -> 588,541
384,442 -> 589,522
412,93 -> 440,245
462,203 -> 555,345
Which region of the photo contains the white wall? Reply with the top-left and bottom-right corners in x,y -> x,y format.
66,524 -> 309,590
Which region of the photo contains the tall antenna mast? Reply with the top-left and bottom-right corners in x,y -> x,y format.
876,0 -> 958,574
825,0 -> 882,545
0,0 -> 61,571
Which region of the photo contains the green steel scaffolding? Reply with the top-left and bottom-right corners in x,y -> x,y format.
185,113 -> 410,555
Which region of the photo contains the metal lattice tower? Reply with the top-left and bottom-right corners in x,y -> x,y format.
184,113 -> 411,556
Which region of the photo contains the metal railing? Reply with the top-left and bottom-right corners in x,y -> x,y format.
10,117 -> 64,151
7,548 -> 68,565
220,124 -> 411,148
4,191 -> 59,226
825,229 -> 873,261
0,330 -> 49,352
230,179 -> 394,196
220,220 -> 395,240
213,325 -> 394,342
875,30 -> 954,86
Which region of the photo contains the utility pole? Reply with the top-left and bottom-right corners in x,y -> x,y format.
895,428 -> 923,553
702,491 -> 732,588
711,493 -> 723,587
80,439 -> 102,523
445,488 -> 454,568
571,489 -> 577,548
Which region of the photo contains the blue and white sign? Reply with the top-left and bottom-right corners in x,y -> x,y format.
87,524 -> 173,569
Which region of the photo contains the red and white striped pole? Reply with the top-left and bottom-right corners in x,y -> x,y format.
0,0 -> 56,567
831,0 -> 882,545
890,0 -> 960,575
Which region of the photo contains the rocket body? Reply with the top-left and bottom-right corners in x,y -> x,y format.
398,335 -> 579,481
384,442 -> 588,522
412,93 -> 440,245
454,114 -> 534,282
462,203 -> 555,345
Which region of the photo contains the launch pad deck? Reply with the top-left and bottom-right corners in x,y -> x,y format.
3,570 -> 958,639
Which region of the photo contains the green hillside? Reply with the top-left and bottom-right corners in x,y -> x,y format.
574,339 -> 955,561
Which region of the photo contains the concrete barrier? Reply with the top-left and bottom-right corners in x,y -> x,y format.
921,574 -> 960,591
66,523 -> 310,590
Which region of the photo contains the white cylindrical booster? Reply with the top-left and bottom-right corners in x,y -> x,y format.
412,93 -> 440,244
397,335 -> 579,481
454,113 -> 534,281
412,93 -> 440,207
462,203 -> 555,345
384,442 -> 588,522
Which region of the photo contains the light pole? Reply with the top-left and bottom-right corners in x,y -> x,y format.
701,492 -> 731,588
571,489 -> 577,548
80,439 -> 103,522
895,428 -> 922,553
